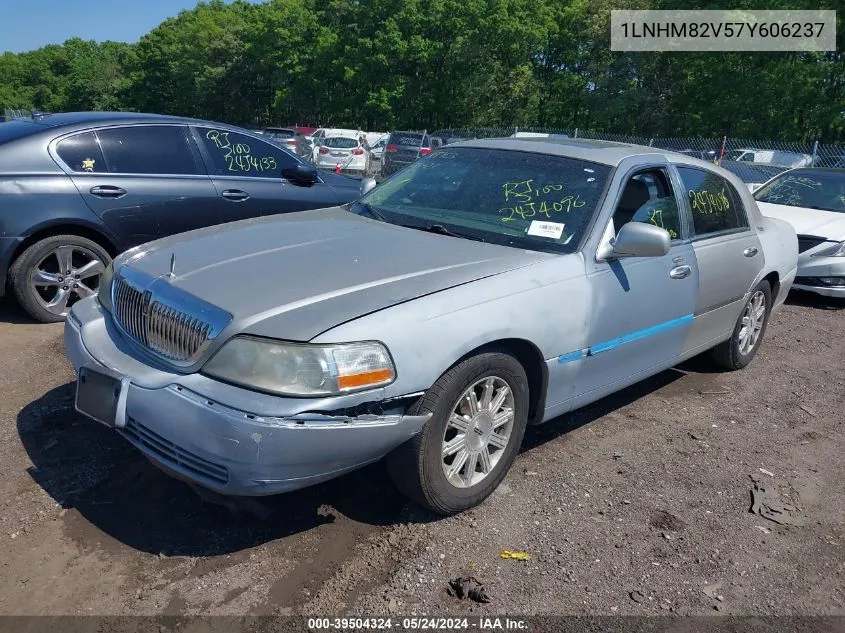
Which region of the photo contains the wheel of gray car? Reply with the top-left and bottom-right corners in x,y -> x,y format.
387,350 -> 529,515
9,234 -> 111,323
710,279 -> 772,371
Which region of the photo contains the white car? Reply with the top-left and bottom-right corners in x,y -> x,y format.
754,168 -> 845,298
723,148 -> 813,169
314,132 -> 369,174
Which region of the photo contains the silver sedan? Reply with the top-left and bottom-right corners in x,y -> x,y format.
64,138 -> 798,514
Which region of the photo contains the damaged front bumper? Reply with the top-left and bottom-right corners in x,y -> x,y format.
64,298 -> 430,496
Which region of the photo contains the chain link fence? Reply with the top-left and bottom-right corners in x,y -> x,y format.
374,126 -> 844,184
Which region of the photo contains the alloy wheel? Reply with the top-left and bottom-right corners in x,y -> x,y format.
441,375 -> 515,488
29,245 -> 105,317
738,290 -> 766,355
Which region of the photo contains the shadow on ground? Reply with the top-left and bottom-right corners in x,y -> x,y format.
785,288 -> 844,311
0,297 -> 39,325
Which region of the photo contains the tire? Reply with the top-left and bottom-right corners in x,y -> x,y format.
9,234 -> 111,323
710,280 -> 771,370
387,350 -> 530,515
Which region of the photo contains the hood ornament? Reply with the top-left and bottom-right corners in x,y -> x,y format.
166,253 -> 176,279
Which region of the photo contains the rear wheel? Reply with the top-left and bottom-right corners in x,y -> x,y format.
387,350 -> 529,515
10,234 -> 111,323
710,280 -> 771,370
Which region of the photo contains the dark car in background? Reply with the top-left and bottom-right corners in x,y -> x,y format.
261,126 -> 298,153
0,112 -> 363,322
381,131 -> 433,177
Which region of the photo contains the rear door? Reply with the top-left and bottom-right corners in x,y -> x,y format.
55,125 -> 218,246
674,165 -> 764,351
191,125 -> 347,223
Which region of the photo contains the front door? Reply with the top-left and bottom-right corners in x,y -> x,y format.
191,126 -> 347,224
574,166 -> 699,406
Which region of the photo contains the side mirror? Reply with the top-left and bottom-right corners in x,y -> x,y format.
282,163 -> 318,186
360,177 -> 377,196
609,222 -> 670,259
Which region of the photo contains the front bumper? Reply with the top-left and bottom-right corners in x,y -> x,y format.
64,298 -> 429,496
794,255 -> 845,298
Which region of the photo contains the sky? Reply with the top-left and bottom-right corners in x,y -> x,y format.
1,0 -> 234,54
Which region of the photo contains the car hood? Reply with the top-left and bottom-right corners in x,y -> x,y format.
756,202 -> 845,239
118,207 -> 549,342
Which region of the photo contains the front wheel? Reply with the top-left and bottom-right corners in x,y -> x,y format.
710,280 -> 771,370
387,350 -> 529,515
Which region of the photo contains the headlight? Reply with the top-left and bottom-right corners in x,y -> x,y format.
812,241 -> 845,257
202,337 -> 396,396
97,262 -> 114,312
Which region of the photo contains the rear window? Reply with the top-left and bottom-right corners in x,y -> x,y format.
323,137 -> 358,149
56,132 -> 107,173
0,120 -> 43,145
389,133 -> 427,147
264,129 -> 295,140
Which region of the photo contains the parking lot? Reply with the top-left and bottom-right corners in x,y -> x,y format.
0,289 -> 842,616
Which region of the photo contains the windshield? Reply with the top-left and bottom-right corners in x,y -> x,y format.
355,147 -> 610,253
754,171 -> 845,213
323,137 -> 359,149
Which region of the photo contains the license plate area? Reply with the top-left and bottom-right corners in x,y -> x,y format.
75,365 -> 128,428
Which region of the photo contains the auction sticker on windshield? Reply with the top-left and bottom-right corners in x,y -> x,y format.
526,220 -> 565,239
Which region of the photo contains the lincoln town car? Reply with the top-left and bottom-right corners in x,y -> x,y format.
64,138 -> 798,514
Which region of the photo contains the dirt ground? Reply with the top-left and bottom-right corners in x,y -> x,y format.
0,291 -> 842,619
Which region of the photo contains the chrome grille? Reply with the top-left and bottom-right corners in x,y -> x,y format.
111,268 -> 231,365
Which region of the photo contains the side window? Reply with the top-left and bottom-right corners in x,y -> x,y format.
612,169 -> 681,239
196,127 -> 297,177
96,126 -> 198,175
56,132 -> 107,173
677,166 -> 749,238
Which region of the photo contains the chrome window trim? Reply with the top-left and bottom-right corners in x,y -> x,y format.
49,123 -> 203,177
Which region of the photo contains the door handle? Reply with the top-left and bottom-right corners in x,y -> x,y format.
221,189 -> 250,202
669,265 -> 692,279
743,247 -> 758,257
89,185 -> 126,198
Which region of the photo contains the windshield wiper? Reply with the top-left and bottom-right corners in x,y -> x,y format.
405,223 -> 486,242
354,201 -> 389,221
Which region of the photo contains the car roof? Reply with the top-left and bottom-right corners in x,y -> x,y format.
452,137 -> 672,167
25,111 -> 204,128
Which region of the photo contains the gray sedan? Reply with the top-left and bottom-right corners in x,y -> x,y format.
64,138 -> 798,514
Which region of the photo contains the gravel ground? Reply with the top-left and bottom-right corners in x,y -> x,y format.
0,291 -> 842,619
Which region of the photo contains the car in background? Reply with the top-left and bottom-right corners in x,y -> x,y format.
754,168 -> 845,298
0,112 -> 365,322
369,135 -> 389,164
381,131 -> 433,177
719,161 -> 788,192
676,149 -> 719,162
65,138 -> 796,514
262,127 -> 299,154
314,134 -> 370,175
302,128 -> 364,163
723,148 -> 813,169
